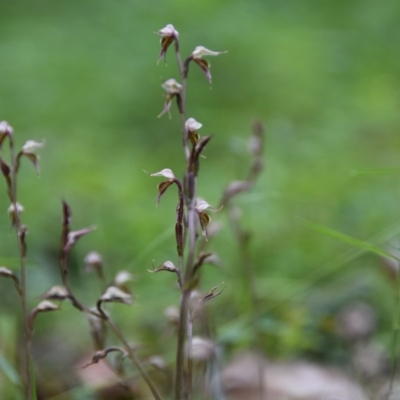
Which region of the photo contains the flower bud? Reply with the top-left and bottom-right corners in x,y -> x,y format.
84,251 -> 103,273
42,285 -> 69,301
0,121 -> 13,149
190,337 -> 216,361
162,79 -> 182,94
99,286 -> 132,305
164,306 -> 179,324
8,202 -> 24,227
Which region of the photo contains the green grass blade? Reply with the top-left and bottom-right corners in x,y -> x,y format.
298,218 -> 399,261
0,353 -> 21,385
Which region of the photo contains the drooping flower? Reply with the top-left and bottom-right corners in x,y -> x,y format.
194,199 -> 222,239
156,24 -> 179,63
0,121 -> 13,149
158,79 -> 183,118
18,140 -> 45,173
184,46 -> 227,84
185,118 -> 203,146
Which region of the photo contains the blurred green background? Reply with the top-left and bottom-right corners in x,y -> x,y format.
1,0 -> 400,398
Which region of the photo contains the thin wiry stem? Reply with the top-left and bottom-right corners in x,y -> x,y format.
174,40 -> 189,161
388,259 -> 400,400
9,136 -> 33,400
187,314 -> 194,400
174,35 -> 199,400
106,318 -> 163,400
227,206 -> 265,400
59,247 -> 162,400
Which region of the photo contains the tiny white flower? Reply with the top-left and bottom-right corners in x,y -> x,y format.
150,168 -> 175,179
36,300 -> 59,311
0,121 -> 11,134
157,24 -> 179,38
8,202 -> 24,215
191,337 -> 216,361
195,199 -> 219,213
100,286 -> 132,305
84,251 -> 102,266
157,25 -> 179,63
42,285 -> 69,300
185,118 -> 203,132
162,79 -> 182,94
114,270 -> 135,286
22,140 -> 45,154
191,46 -> 227,59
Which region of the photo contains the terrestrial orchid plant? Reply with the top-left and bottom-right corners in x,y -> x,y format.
153,23 -> 227,400
0,23 -> 264,400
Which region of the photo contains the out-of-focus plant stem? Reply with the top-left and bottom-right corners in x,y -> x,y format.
173,36 -> 198,400
9,136 -> 32,400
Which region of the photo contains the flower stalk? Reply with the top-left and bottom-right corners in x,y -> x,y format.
155,24 -> 226,400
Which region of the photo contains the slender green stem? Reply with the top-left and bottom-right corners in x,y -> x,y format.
388,260 -> 400,399
61,254 -> 162,400
187,315 -> 193,400
173,37 -> 195,400
174,40 -> 189,161
106,318 -> 163,400
228,205 -> 265,400
175,290 -> 189,400
9,137 -> 32,400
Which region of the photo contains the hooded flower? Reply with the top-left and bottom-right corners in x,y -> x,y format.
156,24 -> 179,63
184,46 -> 227,84
185,118 -> 203,146
18,140 -> 45,173
8,202 -> 24,227
195,199 -> 221,239
0,121 -> 13,149
158,79 -> 183,118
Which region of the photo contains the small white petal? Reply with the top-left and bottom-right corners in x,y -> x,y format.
42,285 -> 69,300
114,270 -> 135,286
195,199 -> 220,213
36,300 -> 59,311
0,266 -> 14,277
0,121 -> 12,134
8,202 -> 24,214
84,251 -> 103,267
162,79 -> 182,94
157,24 -> 179,37
100,286 -> 132,305
185,118 -> 203,132
162,261 -> 176,271
191,337 -> 216,361
191,46 -> 227,59
22,140 -> 45,154
164,306 -> 179,323
150,168 -> 175,179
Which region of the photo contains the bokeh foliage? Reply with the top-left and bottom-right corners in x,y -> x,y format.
1,0 -> 400,397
